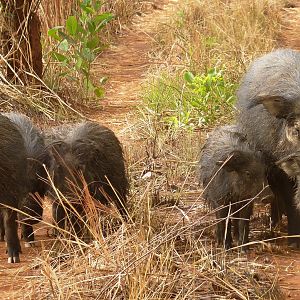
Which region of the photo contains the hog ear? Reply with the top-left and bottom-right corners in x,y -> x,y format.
48,140 -> 69,157
276,153 -> 300,177
218,150 -> 250,172
276,156 -> 294,174
73,140 -> 98,162
251,95 -> 294,119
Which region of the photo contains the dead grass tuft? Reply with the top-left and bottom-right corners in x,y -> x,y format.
0,78 -> 83,120
153,0 -> 286,80
13,122 -> 284,299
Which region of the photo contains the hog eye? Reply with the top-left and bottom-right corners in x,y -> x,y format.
293,128 -> 300,137
245,171 -> 251,177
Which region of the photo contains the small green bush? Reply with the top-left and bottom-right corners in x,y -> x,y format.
143,68 -> 236,130
48,0 -> 113,98
184,68 -> 236,126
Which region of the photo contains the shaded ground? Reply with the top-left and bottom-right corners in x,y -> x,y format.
1,0 -> 300,299
0,200 -> 53,299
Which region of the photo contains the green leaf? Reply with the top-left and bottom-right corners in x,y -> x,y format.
66,16 -> 78,36
76,23 -> 85,34
51,51 -> 68,62
87,20 -> 96,33
94,13 -> 114,31
82,0 -> 91,5
79,11 -> 88,23
48,27 -> 63,41
57,31 -> 77,45
83,78 -> 95,92
80,4 -> 93,14
94,87 -> 105,98
58,39 -> 69,52
94,1 -> 102,11
86,36 -> 99,50
81,47 -> 95,62
94,13 -> 114,26
75,57 -> 83,70
184,71 -> 194,83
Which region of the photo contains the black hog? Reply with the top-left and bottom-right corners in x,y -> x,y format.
0,114 -> 27,263
0,113 -> 52,247
198,125 -> 270,249
236,48 -> 300,247
47,121 -> 129,236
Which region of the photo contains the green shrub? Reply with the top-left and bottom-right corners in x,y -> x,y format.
143,68 -> 236,130
184,68 -> 236,126
48,0 -> 113,98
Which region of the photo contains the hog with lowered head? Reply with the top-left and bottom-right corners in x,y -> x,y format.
0,114 -> 28,263
198,125 -> 271,249
0,113 -> 52,247
47,121 -> 129,237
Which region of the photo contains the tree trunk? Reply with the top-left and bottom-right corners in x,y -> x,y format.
0,0 -> 43,85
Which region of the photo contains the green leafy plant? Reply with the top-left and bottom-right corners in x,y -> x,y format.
48,0 -> 113,98
183,68 -> 236,126
142,68 -> 236,130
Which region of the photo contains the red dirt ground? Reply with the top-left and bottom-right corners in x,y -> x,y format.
1,0 -> 300,299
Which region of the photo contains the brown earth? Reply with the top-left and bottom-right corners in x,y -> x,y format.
1,0 -> 300,299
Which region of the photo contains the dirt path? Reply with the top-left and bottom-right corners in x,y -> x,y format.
2,1 -> 300,299
89,0 -> 178,137
280,2 -> 300,50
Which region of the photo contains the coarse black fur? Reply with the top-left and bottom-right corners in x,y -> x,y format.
0,113 -> 52,246
236,49 -> 300,247
47,121 -> 129,237
198,125 -> 270,249
0,114 -> 27,263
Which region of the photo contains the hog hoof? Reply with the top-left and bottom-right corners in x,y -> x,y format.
8,256 -> 20,263
288,242 -> 300,249
24,242 -> 36,248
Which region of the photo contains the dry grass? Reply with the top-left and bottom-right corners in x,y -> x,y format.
40,0 -> 147,36
153,0 -> 287,80
39,1 -> 79,34
138,0 -> 289,133
14,122 -> 285,300
0,1 -> 84,117
0,76 -> 84,120
279,2 -> 300,50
